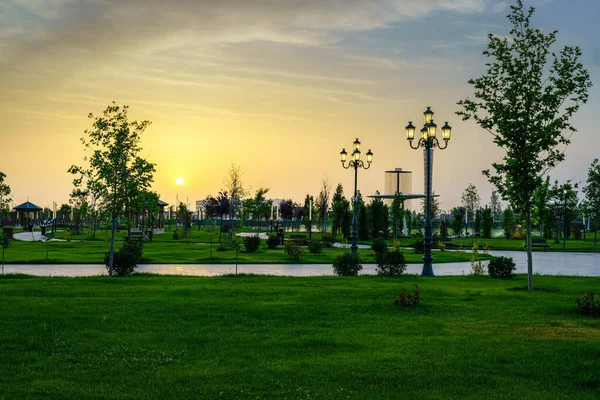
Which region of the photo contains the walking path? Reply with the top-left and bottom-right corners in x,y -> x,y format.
13,231 -> 65,242
2,250 -> 598,277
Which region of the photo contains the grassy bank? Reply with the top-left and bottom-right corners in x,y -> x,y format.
1,274 -> 599,399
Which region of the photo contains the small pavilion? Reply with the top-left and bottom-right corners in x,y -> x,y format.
13,201 -> 42,229
157,200 -> 168,229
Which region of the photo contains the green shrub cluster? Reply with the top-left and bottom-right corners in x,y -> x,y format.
284,240 -> 303,259
487,256 -> 516,279
266,235 -> 280,249
371,238 -> 388,256
376,250 -> 406,277
243,235 -> 261,253
104,239 -> 144,276
307,240 -> 322,255
412,239 -> 424,254
332,253 -> 362,276
321,233 -> 336,248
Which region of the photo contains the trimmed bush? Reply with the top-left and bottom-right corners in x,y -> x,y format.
322,233 -> 336,248
216,245 -> 228,252
104,240 -> 144,276
266,235 -> 280,249
307,240 -> 323,255
332,253 -> 362,276
371,238 -> 388,257
243,235 -> 261,253
394,283 -> 421,307
284,240 -> 303,260
376,250 -> 406,277
487,256 -> 516,279
412,239 -> 424,254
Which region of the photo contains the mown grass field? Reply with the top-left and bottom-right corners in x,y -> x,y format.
1,274 -> 599,399
1,228 -> 491,265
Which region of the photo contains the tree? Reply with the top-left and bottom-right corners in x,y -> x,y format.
390,193 -> 406,239
503,208 -> 516,239
367,194 -> 389,239
301,194 -> 314,235
223,164 -> 248,242
489,190 -> 502,224
330,184 -> 350,239
461,184 -> 480,235
550,180 -> 579,246
0,172 -> 12,225
279,199 -> 295,232
583,159 -> 600,252
482,207 -> 493,238
251,188 -> 271,230
354,191 -> 368,240
456,0 -> 592,291
315,177 -> 331,234
532,176 -> 552,239
69,103 -> 156,276
451,207 -> 465,237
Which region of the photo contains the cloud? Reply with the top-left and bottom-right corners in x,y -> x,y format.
1,0 -> 491,65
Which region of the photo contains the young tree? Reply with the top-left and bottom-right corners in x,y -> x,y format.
550,180 -> 579,246
223,164 -> 248,242
503,208 -> 516,239
330,184 -> 350,239
367,193 -> 389,239
390,193 -> 405,239
251,188 -> 270,230
482,207 -> 493,238
489,190 -> 502,224
0,172 -> 12,225
461,184 -> 480,235
532,176 -> 552,239
451,207 -> 464,237
456,1 -> 592,290
69,103 -> 156,276
315,177 -> 331,234
583,159 -> 600,252
301,194 -> 314,235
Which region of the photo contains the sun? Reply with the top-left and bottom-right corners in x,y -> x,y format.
175,177 -> 184,185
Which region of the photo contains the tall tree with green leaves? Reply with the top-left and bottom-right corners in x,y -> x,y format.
461,184 -> 480,235
456,0 -> 591,290
489,190 -> 502,224
390,193 -> 405,239
0,172 -> 12,225
330,183 -> 350,239
532,176 -> 552,239
315,177 -> 331,234
583,159 -> 600,252
69,103 -> 156,277
223,164 -> 248,242
367,194 -> 389,239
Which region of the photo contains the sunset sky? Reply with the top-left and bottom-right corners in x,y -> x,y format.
1,0 -> 598,213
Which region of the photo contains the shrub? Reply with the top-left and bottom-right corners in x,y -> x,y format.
103,239 -> 144,276
322,233 -> 336,248
487,256 -> 516,279
332,253 -> 362,276
412,239 -> 424,254
376,250 -> 406,277
284,240 -> 303,260
216,244 -> 228,252
576,292 -> 600,316
65,230 -> 71,242
172,229 -> 180,240
394,283 -> 421,307
243,235 -> 261,253
371,238 -> 388,257
266,234 -> 280,249
307,240 -> 323,255
437,241 -> 446,251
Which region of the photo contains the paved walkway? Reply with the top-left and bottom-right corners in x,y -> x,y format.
2,250 -> 598,277
13,231 -> 65,242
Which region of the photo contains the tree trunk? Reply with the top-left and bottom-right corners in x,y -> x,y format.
108,216 -> 116,277
526,214 -> 533,291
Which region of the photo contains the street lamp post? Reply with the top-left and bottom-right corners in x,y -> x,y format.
405,107 -> 452,277
340,138 -> 373,257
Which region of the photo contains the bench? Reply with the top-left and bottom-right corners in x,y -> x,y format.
125,230 -> 144,242
530,238 -> 550,251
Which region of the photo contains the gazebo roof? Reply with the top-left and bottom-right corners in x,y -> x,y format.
14,201 -> 42,211
158,199 -> 169,206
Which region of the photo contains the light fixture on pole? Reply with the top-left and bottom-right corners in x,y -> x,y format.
405,107 -> 452,277
340,138 -> 373,256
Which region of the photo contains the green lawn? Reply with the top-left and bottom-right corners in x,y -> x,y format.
1,228 -> 489,265
1,274 -> 599,399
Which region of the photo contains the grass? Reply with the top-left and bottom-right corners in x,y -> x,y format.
1,274 -> 599,399
1,227 -> 490,265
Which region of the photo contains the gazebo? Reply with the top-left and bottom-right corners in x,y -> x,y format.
13,201 -> 42,230
156,199 -> 169,232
